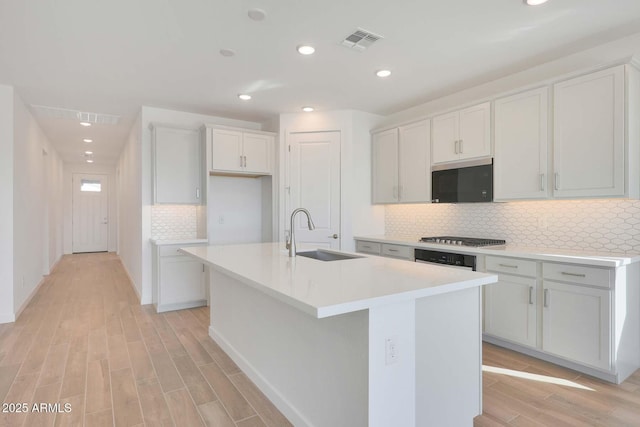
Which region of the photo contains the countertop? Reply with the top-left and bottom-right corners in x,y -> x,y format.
180,243 -> 497,319
355,235 -> 640,268
150,238 -> 209,246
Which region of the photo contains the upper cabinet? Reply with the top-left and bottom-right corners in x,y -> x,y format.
553,65 -> 630,198
205,126 -> 274,176
372,120 -> 431,204
151,124 -> 204,205
432,102 -> 491,164
494,87 -> 549,201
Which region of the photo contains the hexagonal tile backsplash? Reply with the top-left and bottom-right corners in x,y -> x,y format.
151,205 -> 198,240
385,199 -> 640,254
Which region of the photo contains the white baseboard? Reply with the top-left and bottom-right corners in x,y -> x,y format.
208,326 -> 312,427
0,313 -> 16,324
156,300 -> 207,313
117,258 -> 142,303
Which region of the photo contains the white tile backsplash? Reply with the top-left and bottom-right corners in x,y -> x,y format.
151,205 -> 199,240
385,199 -> 640,254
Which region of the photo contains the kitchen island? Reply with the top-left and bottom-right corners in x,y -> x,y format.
181,243 -> 498,427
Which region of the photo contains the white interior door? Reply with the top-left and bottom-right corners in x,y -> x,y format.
288,131 -> 341,249
72,174 -> 109,253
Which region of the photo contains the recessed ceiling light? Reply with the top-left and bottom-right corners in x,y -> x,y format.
220,48 -> 235,57
302,106 -> 314,112
85,151 -> 93,155
247,8 -> 266,21
524,0 -> 548,5
376,69 -> 392,78
80,122 -> 91,127
238,94 -> 252,101
86,159 -> 94,163
83,138 -> 93,143
297,45 -> 315,55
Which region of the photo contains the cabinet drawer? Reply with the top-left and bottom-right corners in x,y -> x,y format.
543,263 -> 612,289
381,244 -> 413,260
159,244 -> 206,258
356,241 -> 381,255
486,256 -> 537,277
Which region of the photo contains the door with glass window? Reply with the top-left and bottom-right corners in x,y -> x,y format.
72,174 -> 108,253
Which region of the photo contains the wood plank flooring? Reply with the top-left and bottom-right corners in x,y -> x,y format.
0,253 -> 291,427
475,343 -> 640,426
3,252 -> 640,426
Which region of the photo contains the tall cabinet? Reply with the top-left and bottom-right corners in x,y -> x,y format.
372,120 -> 431,204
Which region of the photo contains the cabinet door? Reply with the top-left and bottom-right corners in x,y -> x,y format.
484,274 -> 537,348
458,102 -> 491,161
494,88 -> 548,200
553,66 -> 625,198
243,133 -> 272,174
399,120 -> 430,202
160,257 -> 206,306
372,128 -> 399,203
211,129 -> 243,172
153,126 -> 202,204
542,280 -> 611,371
432,111 -> 459,164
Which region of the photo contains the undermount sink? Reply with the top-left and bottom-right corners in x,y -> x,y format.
296,250 -> 363,262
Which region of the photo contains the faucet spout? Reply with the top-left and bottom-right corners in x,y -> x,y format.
287,208 -> 315,257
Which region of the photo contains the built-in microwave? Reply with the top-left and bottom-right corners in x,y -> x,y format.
431,158 -> 493,203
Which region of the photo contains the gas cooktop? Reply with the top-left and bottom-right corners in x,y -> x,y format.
420,236 -> 506,247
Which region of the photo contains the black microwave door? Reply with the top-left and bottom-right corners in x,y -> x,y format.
457,165 -> 493,202
432,169 -> 458,202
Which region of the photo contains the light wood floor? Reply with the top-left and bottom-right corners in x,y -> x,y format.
3,253 -> 640,427
0,253 -> 292,427
475,343 -> 640,426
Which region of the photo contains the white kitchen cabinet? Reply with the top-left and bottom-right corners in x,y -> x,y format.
542,280 -> 611,371
484,257 -> 537,348
206,126 -> 274,175
494,88 -> 549,200
553,65 -> 626,198
372,120 -> 430,203
152,243 -> 208,313
151,124 -> 204,204
432,102 -> 490,164
355,239 -> 413,260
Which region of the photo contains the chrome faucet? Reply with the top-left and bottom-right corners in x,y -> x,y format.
286,208 -> 316,257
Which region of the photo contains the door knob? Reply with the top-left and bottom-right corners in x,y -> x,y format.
328,234 -> 339,239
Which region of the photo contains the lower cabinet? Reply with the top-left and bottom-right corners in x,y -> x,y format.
484,273 -> 537,348
152,243 -> 207,313
542,280 -> 611,371
483,255 -> 637,383
355,240 -> 413,260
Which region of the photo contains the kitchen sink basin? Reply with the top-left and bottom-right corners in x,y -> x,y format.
296,250 -> 363,262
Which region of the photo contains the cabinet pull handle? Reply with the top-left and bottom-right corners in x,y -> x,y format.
529,286 -> 534,305
388,248 -> 399,252
540,174 -> 545,191
498,263 -> 518,269
459,139 -> 463,153
561,271 -> 586,278
454,140 -> 459,154
554,173 -> 559,190
202,264 -> 205,273
393,186 -> 398,200
543,289 -> 549,308
196,188 -> 200,199
243,155 -> 247,167
240,155 -> 243,167
362,245 -> 371,249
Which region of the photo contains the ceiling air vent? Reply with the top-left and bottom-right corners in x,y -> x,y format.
30,105 -> 120,125
341,28 -> 383,52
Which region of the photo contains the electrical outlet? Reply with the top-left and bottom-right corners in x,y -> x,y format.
385,337 -> 398,365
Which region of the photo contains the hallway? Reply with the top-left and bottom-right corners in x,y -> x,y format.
0,253 -> 291,427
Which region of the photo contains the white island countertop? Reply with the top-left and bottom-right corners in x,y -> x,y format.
180,242 -> 497,318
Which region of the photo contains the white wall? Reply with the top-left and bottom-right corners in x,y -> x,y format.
63,163 -> 117,254
208,176 -> 264,244
117,112 -> 143,300
12,91 -> 64,317
278,110 -> 385,252
131,106 -> 264,304
0,85 -> 14,323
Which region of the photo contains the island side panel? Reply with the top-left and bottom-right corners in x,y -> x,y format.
415,286 -> 483,427
209,269 -> 369,427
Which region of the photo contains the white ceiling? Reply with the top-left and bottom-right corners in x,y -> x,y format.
2,0 -> 640,165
